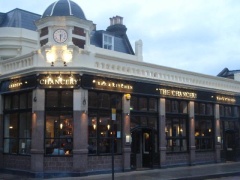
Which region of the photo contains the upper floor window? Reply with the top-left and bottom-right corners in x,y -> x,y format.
130,96 -> 158,112
103,34 -> 114,50
166,99 -> 188,114
219,105 -> 239,117
195,102 -> 214,116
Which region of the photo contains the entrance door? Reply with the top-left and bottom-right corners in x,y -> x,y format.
225,131 -> 235,161
142,129 -> 153,167
131,128 -> 154,168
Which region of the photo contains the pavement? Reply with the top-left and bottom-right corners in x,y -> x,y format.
1,162 -> 240,180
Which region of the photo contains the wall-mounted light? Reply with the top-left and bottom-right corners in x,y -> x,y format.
217,136 -> 221,143
45,47 -> 73,66
125,94 -> 131,100
126,135 -> 131,144
107,124 -> 111,130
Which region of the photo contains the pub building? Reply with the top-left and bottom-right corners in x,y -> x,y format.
1,0 -> 240,177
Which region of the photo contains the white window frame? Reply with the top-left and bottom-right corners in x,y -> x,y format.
103,34 -> 114,50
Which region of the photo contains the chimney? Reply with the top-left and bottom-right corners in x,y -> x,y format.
107,16 -> 127,37
109,16 -> 123,25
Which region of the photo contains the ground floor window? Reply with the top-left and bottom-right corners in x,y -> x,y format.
165,117 -> 188,152
88,91 -> 122,155
88,111 -> 122,155
195,117 -> 214,150
3,92 -> 32,155
44,89 -> 73,156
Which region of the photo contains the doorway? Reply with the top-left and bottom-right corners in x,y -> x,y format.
131,127 -> 156,169
225,130 -> 236,161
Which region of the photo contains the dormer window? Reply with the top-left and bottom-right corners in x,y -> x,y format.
103,34 -> 114,50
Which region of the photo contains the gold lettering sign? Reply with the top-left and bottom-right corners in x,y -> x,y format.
9,82 -> 23,89
38,74 -> 80,88
216,96 -> 236,103
157,88 -> 197,99
93,79 -> 133,90
39,78 -> 77,86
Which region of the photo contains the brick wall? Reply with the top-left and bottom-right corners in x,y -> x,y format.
3,155 -> 31,170
166,153 -> 188,166
195,151 -> 215,164
44,157 -> 73,172
88,155 -> 122,172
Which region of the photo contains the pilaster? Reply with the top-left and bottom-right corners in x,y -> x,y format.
0,95 -> 3,169
31,89 -> 45,174
122,94 -> 131,171
159,98 -> 166,167
188,101 -> 195,165
72,89 -> 88,172
214,104 -> 221,163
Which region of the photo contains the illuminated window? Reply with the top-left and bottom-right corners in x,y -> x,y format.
195,119 -> 213,150
88,91 -> 122,155
45,90 -> 73,156
166,118 -> 187,152
3,92 -> 32,155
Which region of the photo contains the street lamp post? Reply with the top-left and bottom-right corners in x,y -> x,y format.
111,119 -> 114,180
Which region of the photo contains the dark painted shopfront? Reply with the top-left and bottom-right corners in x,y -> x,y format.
0,73 -> 240,175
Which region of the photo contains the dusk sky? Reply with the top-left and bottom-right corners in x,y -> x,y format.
1,0 -> 240,76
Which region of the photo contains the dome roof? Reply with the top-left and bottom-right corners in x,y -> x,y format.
42,0 -> 86,20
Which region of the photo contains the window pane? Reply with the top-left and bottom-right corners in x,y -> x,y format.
172,101 -> 179,113
61,90 -> 73,108
99,138 -> 111,153
12,94 -> 19,109
148,117 -> 157,129
4,113 -> 18,138
28,92 -> 32,108
200,103 -> 205,115
130,96 -> 138,111
88,138 -> 97,154
220,105 -> 224,116
88,92 -> 98,107
4,95 -> 11,110
139,97 -> 147,111
149,98 -> 157,112
19,112 -> 31,138
195,102 -> 199,115
46,112 -> 58,138
46,91 -> 58,108
111,94 -> 122,109
59,112 -> 73,137
20,93 -> 27,109
4,139 -> 18,154
89,116 -> 97,138
99,93 -> 110,108
180,101 -> 187,113
166,100 -> 171,113
206,104 -> 213,115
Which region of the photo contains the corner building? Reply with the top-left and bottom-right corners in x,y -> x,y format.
1,0 -> 240,177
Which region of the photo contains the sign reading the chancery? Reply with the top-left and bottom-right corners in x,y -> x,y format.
37,74 -> 81,89
157,88 -> 197,99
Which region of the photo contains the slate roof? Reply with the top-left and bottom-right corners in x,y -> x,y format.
0,0 -> 134,55
0,8 -> 40,31
91,27 -> 135,55
42,0 -> 86,20
217,68 -> 240,79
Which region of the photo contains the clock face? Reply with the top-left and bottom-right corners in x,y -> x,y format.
53,29 -> 68,43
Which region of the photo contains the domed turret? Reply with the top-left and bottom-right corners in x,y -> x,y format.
42,0 -> 86,20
